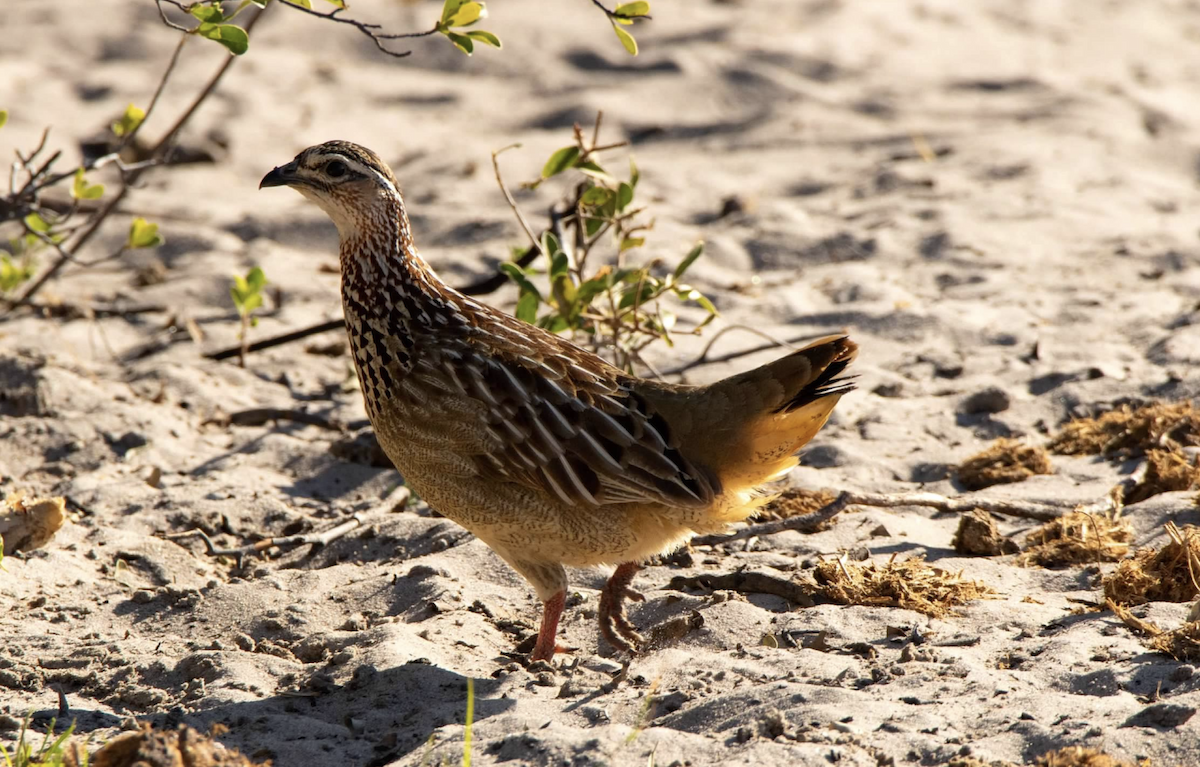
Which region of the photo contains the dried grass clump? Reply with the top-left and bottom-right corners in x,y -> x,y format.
755,487 -> 838,521
956,438 -> 1053,491
952,509 -> 1019,556
1,491 -> 65,555
1108,598 -> 1200,664
1104,522 -> 1200,604
1017,510 -> 1132,568
1049,401 -> 1200,457
67,724 -> 261,767
1035,746 -> 1148,767
1122,448 -> 1200,505
809,555 -> 993,618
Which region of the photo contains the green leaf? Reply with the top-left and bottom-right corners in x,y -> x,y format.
284,0 -> 312,8
619,236 -> 644,253
0,111 -> 8,131
23,212 -> 50,233
515,290 -> 539,324
245,265 -> 267,292
465,30 -> 501,48
111,103 -> 145,138
629,156 -> 639,188
445,31 -> 474,54
616,182 -> 633,211
541,146 -> 580,179
198,23 -> 250,55
577,160 -> 615,184
674,241 -> 704,279
618,279 -> 657,310
447,1 -> 485,27
441,0 -> 468,23
499,262 -> 543,301
71,168 -> 105,200
539,315 -> 569,333
575,274 -> 610,307
580,186 -> 612,206
322,0 -> 345,7
612,23 -> 638,55
190,4 -> 225,22
614,1 -> 650,17
0,254 -> 35,293
128,218 -> 163,249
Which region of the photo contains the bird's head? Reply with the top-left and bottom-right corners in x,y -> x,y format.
260,141 -> 402,239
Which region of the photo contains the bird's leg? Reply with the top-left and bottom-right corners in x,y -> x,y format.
530,589 -> 569,662
599,562 -> 645,655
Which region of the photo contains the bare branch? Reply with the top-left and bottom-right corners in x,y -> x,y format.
590,0 -> 653,22
692,489 -> 1105,547
273,0 -> 440,58
492,144 -> 544,258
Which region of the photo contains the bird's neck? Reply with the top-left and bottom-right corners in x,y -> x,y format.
337,195 -> 470,397
338,195 -> 445,306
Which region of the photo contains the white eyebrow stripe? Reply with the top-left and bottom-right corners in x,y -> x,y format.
309,152 -> 399,197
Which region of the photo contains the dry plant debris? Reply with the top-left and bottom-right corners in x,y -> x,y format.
754,487 -> 838,521
66,724 -> 262,767
808,555 -> 993,618
1035,746 -> 1150,767
952,509 -> 1019,556
956,438 -> 1053,490
1104,522 -> 1200,604
1122,448 -> 1200,505
1049,401 -> 1200,457
1017,510 -> 1131,568
1107,598 -> 1200,664
0,491 -> 65,555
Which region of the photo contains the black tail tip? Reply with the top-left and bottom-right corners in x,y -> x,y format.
779,336 -> 858,413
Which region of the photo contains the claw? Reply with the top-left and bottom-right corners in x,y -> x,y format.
598,562 -> 644,655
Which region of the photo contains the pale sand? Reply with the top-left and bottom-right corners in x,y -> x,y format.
2,1 -> 1200,764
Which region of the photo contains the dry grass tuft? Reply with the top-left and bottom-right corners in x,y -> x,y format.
952,509 -> 1019,556
809,555 -> 993,618
1122,448 -> 1200,505
67,724 -> 261,767
1104,522 -> 1200,604
1035,746 -> 1149,767
956,438 -> 1053,491
1049,401 -> 1200,457
755,487 -> 838,521
1017,510 -> 1132,568
1108,598 -> 1200,664
1,491 -> 65,555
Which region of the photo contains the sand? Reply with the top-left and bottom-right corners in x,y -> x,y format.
3,0 -> 1200,764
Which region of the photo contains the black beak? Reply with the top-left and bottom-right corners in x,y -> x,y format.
259,162 -> 298,189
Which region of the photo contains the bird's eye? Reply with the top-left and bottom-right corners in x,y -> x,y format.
325,160 -> 347,178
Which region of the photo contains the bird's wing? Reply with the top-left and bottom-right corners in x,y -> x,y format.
437,331 -> 717,509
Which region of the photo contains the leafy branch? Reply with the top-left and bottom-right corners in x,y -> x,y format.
155,0 -> 502,58
495,113 -> 717,373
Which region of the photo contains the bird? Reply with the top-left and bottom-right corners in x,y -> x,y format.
260,141 -> 857,661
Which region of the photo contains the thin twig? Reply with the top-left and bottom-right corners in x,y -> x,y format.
692,489 -> 1093,547
590,0 -> 653,22
202,247 -> 543,360
3,8 -> 266,315
662,328 -> 827,378
492,144 -> 544,258
165,512 -> 371,567
207,407 -> 344,431
272,0 -> 438,57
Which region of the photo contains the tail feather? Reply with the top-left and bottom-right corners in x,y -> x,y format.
677,335 -> 857,525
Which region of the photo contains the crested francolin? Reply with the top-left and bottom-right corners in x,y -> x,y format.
261,141 -> 856,661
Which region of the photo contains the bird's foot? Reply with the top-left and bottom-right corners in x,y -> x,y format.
599,562 -> 645,655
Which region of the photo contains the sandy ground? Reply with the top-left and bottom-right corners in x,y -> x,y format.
3,0 -> 1200,764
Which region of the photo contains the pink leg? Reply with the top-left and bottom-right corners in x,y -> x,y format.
530,589 -> 568,662
598,562 -> 645,655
